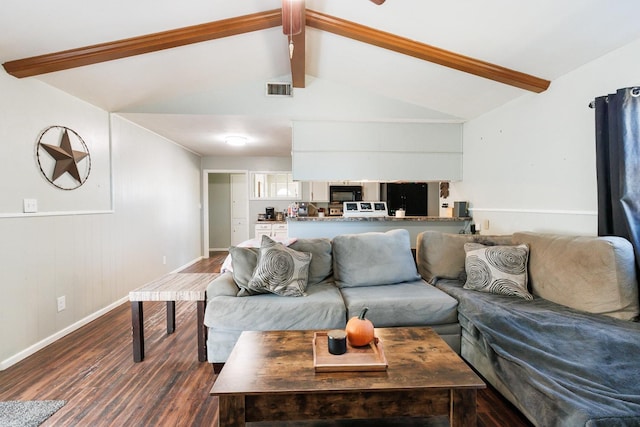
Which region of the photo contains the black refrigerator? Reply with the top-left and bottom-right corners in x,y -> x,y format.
383,183 -> 428,216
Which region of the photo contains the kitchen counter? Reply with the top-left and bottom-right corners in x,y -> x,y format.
288,216 -> 471,222
287,216 -> 473,248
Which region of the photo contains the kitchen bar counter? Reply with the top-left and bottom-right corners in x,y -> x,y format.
288,216 -> 471,222
287,216 -> 472,248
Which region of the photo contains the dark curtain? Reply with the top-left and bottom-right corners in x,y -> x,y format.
593,86 -> 640,273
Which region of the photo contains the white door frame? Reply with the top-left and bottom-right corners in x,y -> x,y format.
202,169 -> 249,258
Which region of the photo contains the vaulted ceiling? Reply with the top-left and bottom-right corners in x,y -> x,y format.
3,0 -> 640,156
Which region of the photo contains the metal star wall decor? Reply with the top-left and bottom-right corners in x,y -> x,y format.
36,126 -> 91,190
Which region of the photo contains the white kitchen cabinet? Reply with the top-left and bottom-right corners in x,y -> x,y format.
362,182 -> 380,201
254,223 -> 288,239
310,181 -> 329,202
255,223 -> 272,239
271,223 -> 288,239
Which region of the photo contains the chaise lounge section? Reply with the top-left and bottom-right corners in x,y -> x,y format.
417,230 -> 640,427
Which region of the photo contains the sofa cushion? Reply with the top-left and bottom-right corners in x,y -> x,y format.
204,281 -> 347,331
242,235 -> 312,297
436,278 -> 640,426
416,231 -> 514,284
339,279 -> 458,326
463,243 -> 533,300
513,232 -> 639,320
332,229 -> 420,288
289,238 -> 333,286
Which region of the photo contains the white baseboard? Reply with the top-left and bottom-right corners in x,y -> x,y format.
0,296 -> 129,371
209,247 -> 229,252
169,256 -> 204,273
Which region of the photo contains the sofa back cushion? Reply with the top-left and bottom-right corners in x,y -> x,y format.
416,231 -> 514,284
332,229 -> 420,288
512,232 -> 639,320
289,238 -> 333,285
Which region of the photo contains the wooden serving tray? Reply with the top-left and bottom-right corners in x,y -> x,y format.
313,331 -> 388,372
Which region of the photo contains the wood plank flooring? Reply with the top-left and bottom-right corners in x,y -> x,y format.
0,252 -> 533,426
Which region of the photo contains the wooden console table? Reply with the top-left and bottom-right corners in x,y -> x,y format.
129,272 -> 218,363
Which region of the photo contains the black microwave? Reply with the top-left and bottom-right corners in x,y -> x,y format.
329,185 -> 363,203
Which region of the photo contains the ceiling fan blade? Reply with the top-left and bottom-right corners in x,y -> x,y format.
370,0 -> 386,4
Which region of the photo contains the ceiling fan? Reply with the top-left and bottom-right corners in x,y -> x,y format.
283,0 -> 384,61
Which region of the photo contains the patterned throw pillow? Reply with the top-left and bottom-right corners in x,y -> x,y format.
463,243 -> 533,300
240,235 -> 312,297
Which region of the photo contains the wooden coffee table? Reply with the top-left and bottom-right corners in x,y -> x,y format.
210,327 -> 485,426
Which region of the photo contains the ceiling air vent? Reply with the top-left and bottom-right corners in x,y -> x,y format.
266,82 -> 293,97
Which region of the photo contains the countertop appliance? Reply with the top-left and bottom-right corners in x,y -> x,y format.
265,207 -> 275,220
328,204 -> 344,216
329,185 -> 363,204
342,201 -> 388,218
298,202 -> 309,217
329,185 -> 363,217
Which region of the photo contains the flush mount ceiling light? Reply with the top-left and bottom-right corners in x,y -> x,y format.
225,136 -> 248,146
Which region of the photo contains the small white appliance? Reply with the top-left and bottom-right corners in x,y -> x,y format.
342,201 -> 388,218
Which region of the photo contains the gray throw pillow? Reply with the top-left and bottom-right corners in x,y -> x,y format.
463,243 -> 533,300
289,238 -> 333,285
229,246 -> 259,289
332,229 -> 420,288
241,235 -> 312,297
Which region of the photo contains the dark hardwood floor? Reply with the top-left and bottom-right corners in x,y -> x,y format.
0,252 -> 533,426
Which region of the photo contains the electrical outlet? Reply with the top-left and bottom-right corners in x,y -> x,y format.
483,219 -> 490,230
162,256 -> 167,265
57,296 -> 66,312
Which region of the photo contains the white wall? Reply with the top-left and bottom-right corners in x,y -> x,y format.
0,74 -> 111,214
292,121 -> 463,182
0,73 -> 202,369
452,37 -> 640,236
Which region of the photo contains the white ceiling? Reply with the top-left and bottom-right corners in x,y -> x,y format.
3,0 -> 640,156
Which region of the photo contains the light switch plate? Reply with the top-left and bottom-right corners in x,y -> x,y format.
23,198 -> 38,213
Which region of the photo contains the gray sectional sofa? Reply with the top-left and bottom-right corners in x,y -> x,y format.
416,230 -> 640,427
204,227 -> 640,425
204,229 -> 460,364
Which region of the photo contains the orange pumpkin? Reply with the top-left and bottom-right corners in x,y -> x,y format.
345,307 -> 375,347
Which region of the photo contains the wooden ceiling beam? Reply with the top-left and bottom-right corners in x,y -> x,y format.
289,7 -> 306,88
3,7 -> 550,93
2,9 -> 282,78
305,9 -> 550,93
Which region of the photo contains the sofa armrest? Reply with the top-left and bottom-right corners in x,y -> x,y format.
206,272 -> 239,301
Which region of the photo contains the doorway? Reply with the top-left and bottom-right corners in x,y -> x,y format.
202,169 -> 249,257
